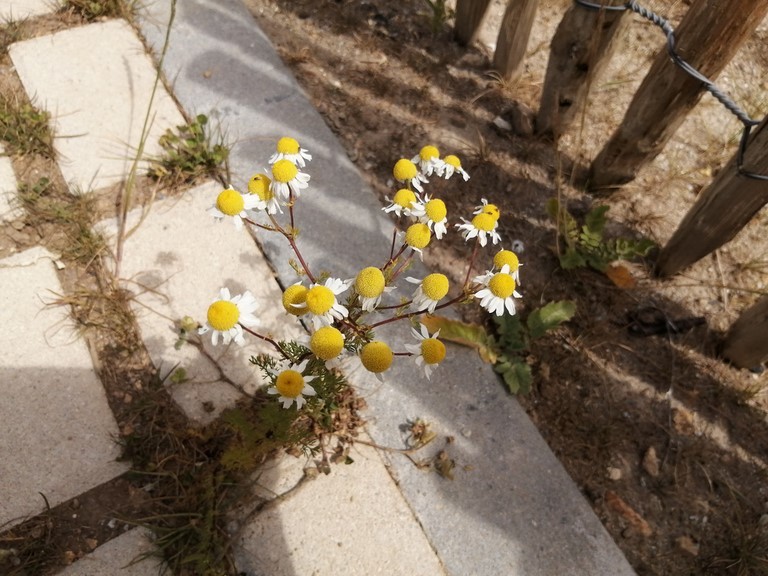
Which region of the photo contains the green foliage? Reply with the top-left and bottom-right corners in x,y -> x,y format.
168,366 -> 188,384
0,14 -> 27,53
148,114 -> 230,187
219,402 -> 303,472
0,95 -> 54,157
17,176 -> 52,210
527,300 -> 577,340
546,198 -> 655,272
492,300 -> 575,394
64,0 -> 134,21
423,0 -> 454,33
424,300 -> 576,395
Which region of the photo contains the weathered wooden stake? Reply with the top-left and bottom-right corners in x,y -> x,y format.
589,0 -> 768,192
656,117 -> 768,277
535,0 -> 628,141
493,0 -> 538,81
722,295 -> 768,368
454,0 -> 492,46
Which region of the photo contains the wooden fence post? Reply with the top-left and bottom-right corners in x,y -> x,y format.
722,295 -> 768,368
535,0 -> 628,141
589,0 -> 768,192
454,0 -> 492,46
655,117 -> 768,277
493,0 -> 538,82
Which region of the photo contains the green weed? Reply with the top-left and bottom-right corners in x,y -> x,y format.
147,114 -> 230,188
547,198 -> 655,272
423,0 -> 454,34
63,0 -> 135,21
0,14 -> 27,53
0,94 -> 54,157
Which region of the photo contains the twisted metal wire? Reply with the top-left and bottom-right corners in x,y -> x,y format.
573,0 -> 768,180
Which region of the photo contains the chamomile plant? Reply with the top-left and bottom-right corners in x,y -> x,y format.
196,137 -> 524,413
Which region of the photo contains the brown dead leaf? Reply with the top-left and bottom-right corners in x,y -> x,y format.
605,491 -> 653,537
605,263 -> 637,289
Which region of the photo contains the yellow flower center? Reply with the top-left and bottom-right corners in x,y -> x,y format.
216,189 -> 244,216
310,326 -> 345,360
360,341 -> 393,374
393,158 -> 418,182
421,338 -> 446,365
275,369 -> 304,398
489,273 -> 516,299
406,223 -> 431,249
356,267 -> 385,298
248,173 -> 273,201
272,159 -> 298,183
282,284 -> 308,316
482,203 -> 500,221
471,213 -> 496,232
392,188 -> 417,209
207,300 -> 239,331
425,199 -> 447,222
306,285 -> 335,315
494,249 -> 519,271
419,145 -> 440,161
421,274 -> 449,301
444,155 -> 461,169
276,136 -> 300,155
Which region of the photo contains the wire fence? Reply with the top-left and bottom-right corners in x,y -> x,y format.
574,0 -> 768,180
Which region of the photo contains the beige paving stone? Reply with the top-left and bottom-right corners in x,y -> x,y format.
109,180 -> 304,423
58,529 -> 163,576
8,19 -> 185,192
235,441 -> 446,576
0,143 -> 22,222
0,0 -> 62,20
0,246 -> 127,528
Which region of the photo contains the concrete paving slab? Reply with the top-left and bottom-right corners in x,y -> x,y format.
8,19 -> 185,193
137,1 -> 637,574
235,441 -> 446,576
0,143 -> 22,222
106,180 -> 303,423
0,246 -> 127,528
250,450 -> 307,502
58,529 -> 163,576
0,0 -> 62,20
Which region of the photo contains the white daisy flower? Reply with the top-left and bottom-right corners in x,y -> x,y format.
383,188 -> 420,217
473,264 -> 522,316
410,196 -> 448,239
437,154 -> 470,181
493,248 -> 522,284
411,145 -> 445,177
198,287 -> 260,346
405,324 -> 446,380
267,359 -> 317,409
270,159 -> 310,202
473,198 -> 500,221
269,136 -> 313,168
208,187 -> 259,230
403,223 -> 432,260
353,267 -> 394,312
406,273 -> 450,313
247,173 -> 283,215
360,340 -> 394,382
392,158 -> 428,193
309,325 -> 346,363
455,212 -> 501,247
293,277 -> 352,329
